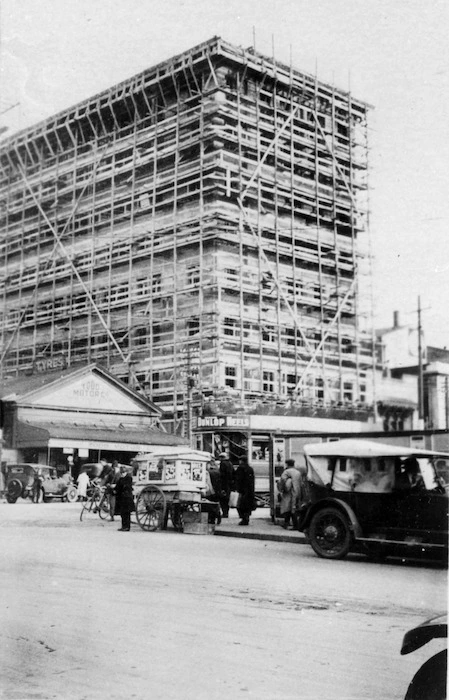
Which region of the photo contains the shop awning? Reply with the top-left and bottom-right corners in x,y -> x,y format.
15,420 -> 186,451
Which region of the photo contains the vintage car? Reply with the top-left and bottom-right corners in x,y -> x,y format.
5,463 -> 78,503
401,614 -> 447,699
298,439 -> 449,560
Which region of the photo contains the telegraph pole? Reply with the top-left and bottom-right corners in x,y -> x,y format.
417,296 -> 424,422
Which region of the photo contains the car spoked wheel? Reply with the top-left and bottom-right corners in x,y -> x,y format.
6,479 -> 22,503
309,507 -> 352,559
65,486 -> 78,503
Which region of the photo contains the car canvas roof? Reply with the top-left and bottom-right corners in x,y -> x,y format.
303,439 -> 449,459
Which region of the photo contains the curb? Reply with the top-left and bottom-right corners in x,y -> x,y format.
214,524 -> 309,545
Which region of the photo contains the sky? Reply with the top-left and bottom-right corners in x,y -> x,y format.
1,0 -> 448,348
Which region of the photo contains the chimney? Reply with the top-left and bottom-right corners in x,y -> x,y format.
393,311 -> 400,329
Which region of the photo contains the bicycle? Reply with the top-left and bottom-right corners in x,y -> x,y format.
79,483 -> 110,522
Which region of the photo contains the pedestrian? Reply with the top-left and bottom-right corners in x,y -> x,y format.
115,466 -> 135,532
218,452 -> 234,518
205,460 -> 222,525
103,460 -> 121,521
277,458 -> 302,529
32,469 -> 43,503
234,456 -> 256,526
76,469 -> 90,501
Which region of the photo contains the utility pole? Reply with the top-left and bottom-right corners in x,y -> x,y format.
445,375 -> 449,431
417,296 -> 424,423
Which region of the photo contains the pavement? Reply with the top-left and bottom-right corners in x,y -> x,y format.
214,508 -> 309,545
0,496 -> 308,544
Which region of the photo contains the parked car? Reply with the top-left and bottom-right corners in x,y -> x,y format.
40,471 -> 78,502
401,614 -> 447,699
297,439 -> 448,560
5,463 -> 77,503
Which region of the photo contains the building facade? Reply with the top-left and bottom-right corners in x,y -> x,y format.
0,37 -> 375,434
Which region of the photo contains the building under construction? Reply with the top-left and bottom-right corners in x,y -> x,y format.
0,37 -> 375,435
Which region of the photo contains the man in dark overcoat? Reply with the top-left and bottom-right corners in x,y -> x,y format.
218,452 -> 234,518
115,466 -> 135,532
234,456 -> 255,526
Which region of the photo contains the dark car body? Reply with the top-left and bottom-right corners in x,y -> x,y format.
298,440 -> 449,560
401,615 -> 447,700
5,463 -> 77,503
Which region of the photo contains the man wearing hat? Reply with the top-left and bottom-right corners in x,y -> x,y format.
218,452 -> 234,518
277,458 -> 303,529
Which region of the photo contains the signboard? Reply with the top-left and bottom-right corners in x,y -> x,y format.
32,371 -> 147,412
197,415 -> 250,429
33,355 -> 66,373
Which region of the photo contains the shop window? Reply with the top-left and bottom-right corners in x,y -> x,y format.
251,437 -> 269,462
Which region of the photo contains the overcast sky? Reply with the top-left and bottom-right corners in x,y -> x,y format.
1,0 -> 448,348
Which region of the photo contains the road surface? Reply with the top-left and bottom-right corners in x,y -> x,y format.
0,503 -> 446,699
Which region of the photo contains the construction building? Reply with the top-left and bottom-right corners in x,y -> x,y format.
0,37 -> 375,437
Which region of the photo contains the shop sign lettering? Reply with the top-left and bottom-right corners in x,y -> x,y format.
34,355 -> 66,373
197,415 -> 250,429
73,380 -> 107,401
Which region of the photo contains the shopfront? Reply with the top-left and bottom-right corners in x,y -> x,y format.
0,364 -> 185,477
194,413 -> 380,505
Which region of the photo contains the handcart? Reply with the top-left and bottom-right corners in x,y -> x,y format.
131,448 -> 218,532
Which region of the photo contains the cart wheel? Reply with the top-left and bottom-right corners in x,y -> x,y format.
135,486 -> 166,531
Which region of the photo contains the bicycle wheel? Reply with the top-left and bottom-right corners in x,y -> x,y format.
98,492 -> 110,520
80,493 -> 100,522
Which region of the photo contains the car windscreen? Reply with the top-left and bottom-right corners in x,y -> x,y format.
306,455 -> 396,493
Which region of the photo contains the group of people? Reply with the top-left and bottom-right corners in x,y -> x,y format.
208,453 -> 306,529
204,453 -> 257,526
77,460 -> 136,532
76,451 -> 304,533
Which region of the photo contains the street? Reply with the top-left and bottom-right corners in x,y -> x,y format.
0,503 -> 447,700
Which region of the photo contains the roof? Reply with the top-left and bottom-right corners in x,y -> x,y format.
427,346 -> 449,364
0,363 -> 160,414
133,447 -> 213,461
377,397 -> 416,408
16,420 -> 186,448
304,439 -> 449,459
1,37 -> 370,152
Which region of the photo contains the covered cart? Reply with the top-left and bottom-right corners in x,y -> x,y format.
131,447 -> 216,532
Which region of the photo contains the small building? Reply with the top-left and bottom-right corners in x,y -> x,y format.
0,363 -> 185,474
376,312 -> 449,431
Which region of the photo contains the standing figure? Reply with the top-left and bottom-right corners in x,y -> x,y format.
76,469 -> 90,501
205,461 -> 222,525
115,466 -> 135,532
32,469 -> 43,503
234,456 -> 255,526
103,460 -> 121,521
278,458 -> 302,529
218,452 -> 234,518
